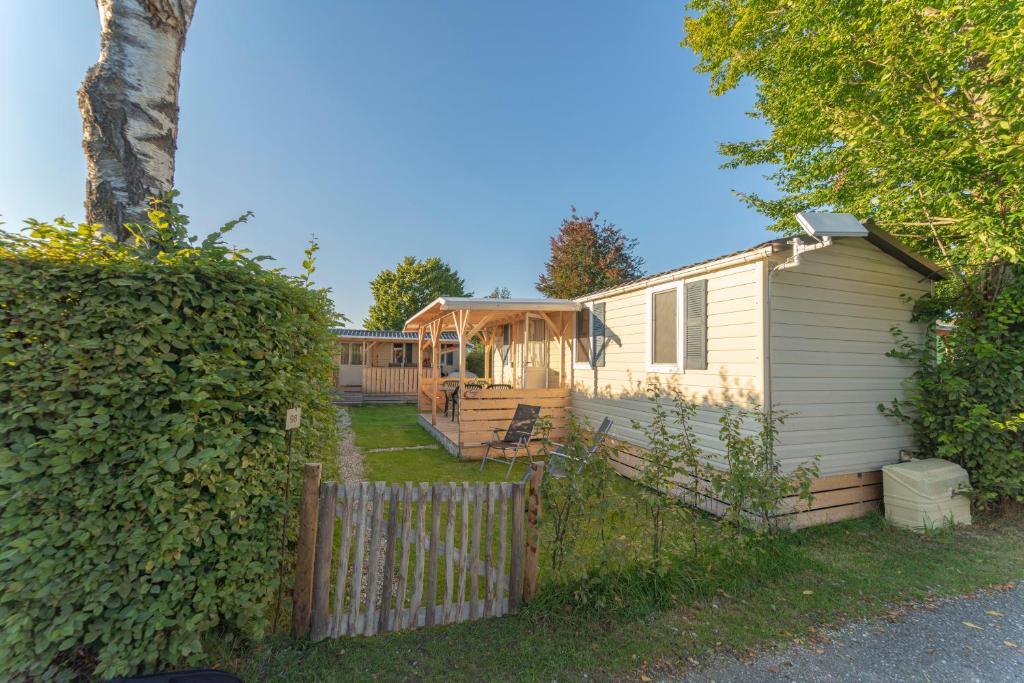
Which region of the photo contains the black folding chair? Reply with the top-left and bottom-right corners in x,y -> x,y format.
548,417 -> 613,478
480,404 -> 541,478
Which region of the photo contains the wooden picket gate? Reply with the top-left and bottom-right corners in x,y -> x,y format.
292,463 -> 543,640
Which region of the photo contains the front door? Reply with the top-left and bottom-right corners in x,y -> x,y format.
337,342 -> 364,387
523,316 -> 549,389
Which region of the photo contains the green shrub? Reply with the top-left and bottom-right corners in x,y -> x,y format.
0,198 -> 338,679
540,414 -> 623,576
631,389 -> 703,560
883,266 -> 1024,506
713,406 -> 818,531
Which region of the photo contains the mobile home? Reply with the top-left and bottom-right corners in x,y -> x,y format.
407,215 -> 944,526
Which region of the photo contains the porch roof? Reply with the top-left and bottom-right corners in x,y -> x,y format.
403,296 -> 581,332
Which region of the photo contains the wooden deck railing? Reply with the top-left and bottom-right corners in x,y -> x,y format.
458,387 -> 570,458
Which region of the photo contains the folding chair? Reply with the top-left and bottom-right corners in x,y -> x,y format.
479,404 -> 541,478
547,417 -> 613,479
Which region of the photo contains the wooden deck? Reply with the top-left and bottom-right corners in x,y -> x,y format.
417,413 -> 461,457
417,386 -> 570,459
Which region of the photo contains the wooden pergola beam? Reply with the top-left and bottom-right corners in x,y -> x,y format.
464,312 -> 497,344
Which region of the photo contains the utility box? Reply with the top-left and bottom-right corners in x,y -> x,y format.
882,459 -> 972,530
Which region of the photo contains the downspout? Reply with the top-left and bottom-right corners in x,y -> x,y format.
764,235 -> 837,413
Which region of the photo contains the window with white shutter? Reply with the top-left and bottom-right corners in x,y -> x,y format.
683,280 -> 707,370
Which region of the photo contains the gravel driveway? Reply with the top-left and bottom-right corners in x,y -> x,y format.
675,584 -> 1023,682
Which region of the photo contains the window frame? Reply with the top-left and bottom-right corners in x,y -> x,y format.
573,302 -> 594,370
646,281 -> 683,373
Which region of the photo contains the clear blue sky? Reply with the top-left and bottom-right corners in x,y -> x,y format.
0,1 -> 775,324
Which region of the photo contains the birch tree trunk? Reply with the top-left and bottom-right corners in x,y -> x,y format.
78,0 -> 197,240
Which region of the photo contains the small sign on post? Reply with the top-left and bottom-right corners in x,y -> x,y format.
273,406 -> 304,631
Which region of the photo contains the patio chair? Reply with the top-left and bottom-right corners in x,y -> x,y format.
441,379 -> 459,417
480,404 -> 542,478
449,383 -> 462,420
486,383 -> 512,390
547,417 -> 613,479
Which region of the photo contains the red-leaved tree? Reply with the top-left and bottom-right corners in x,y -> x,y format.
536,208 -> 645,298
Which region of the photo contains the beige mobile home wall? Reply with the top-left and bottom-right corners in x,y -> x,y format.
768,238 -> 930,475
571,261 -> 766,465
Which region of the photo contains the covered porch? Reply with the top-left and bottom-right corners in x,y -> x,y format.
405,297 -> 581,459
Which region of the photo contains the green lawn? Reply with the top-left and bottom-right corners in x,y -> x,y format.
349,404 -> 532,482
207,406 -> 1024,681
365,446 -> 531,483
348,405 -> 437,450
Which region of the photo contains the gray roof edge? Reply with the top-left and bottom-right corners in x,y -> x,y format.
576,239 -> 787,301
862,220 -> 947,281
331,328 -> 459,341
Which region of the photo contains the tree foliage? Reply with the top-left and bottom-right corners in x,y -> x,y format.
536,208 -> 645,299
0,197 -> 338,679
883,273 -> 1024,505
364,256 -> 470,330
485,285 -> 512,299
684,0 -> 1022,297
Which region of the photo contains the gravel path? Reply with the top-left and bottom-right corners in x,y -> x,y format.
335,407 -> 364,483
674,584 -> 1024,682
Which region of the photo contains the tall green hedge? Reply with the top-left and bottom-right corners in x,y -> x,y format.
0,202 -> 338,679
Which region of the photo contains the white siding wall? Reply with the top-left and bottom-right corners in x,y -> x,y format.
769,238 -> 931,475
571,262 -> 765,464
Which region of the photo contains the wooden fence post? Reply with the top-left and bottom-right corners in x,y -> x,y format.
292,462 -> 321,638
523,462 -> 544,603
508,482 -> 525,613
310,481 -> 338,641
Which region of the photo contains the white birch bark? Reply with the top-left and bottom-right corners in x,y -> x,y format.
78,0 -> 197,240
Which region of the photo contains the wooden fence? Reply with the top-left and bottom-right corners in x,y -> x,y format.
364,366 -> 418,395
292,463 -> 544,640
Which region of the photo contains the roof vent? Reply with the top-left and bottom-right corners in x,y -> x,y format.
795,211 -> 868,239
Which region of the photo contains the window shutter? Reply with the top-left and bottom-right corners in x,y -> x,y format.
575,308 -> 591,364
592,302 -> 606,367
684,280 -> 707,370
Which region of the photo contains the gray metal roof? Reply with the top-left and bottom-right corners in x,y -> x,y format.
332,328 -> 460,342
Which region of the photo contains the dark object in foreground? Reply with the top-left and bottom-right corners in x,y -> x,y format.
109,669 -> 243,683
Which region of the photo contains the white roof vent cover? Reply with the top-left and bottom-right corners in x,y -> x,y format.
795,211 -> 868,238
